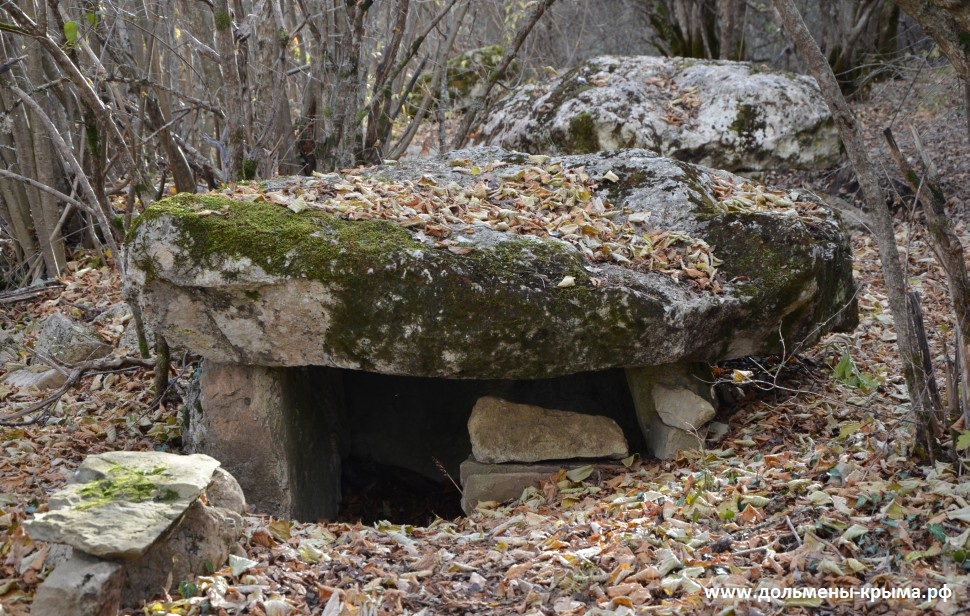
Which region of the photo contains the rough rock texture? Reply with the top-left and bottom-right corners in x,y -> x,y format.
122,500 -> 243,606
125,147 -> 857,380
26,451 -> 222,559
478,56 -> 841,172
468,396 -> 628,463
35,313 -> 112,365
184,362 -> 346,519
1,366 -> 66,390
29,452 -> 246,614
206,466 -> 248,514
626,364 -> 717,459
30,551 -> 124,616
459,458 -> 591,515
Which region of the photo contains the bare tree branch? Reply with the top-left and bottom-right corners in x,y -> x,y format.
773,0 -> 939,459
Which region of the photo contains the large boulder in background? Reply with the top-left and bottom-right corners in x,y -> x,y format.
124,147 -> 856,379
478,56 -> 841,172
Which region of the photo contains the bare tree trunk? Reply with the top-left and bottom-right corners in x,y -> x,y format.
886,127 -> 970,427
16,46 -> 66,277
718,0 -> 746,61
0,36 -> 41,276
773,0 -> 939,459
320,1 -> 367,170
3,1 -> 150,228
894,0 -> 970,82
361,0 -> 409,164
256,0 -> 300,176
150,0 -> 196,193
451,0 -> 559,150
11,86 -> 120,259
214,0 -> 246,180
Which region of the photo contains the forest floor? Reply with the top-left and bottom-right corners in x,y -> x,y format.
1,64 -> 969,616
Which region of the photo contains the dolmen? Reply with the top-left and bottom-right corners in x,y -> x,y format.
125,146 -> 857,519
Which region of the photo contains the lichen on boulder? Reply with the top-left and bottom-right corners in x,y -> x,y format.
124,147 -> 856,379
478,56 -> 842,172
25,451 -> 224,560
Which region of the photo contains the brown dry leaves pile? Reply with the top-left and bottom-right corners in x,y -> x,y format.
0,260 -> 173,616
3,66 -> 970,616
216,155 -> 735,290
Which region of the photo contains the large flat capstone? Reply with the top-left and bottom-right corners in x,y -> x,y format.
125,147 -> 857,380
126,147 -> 858,520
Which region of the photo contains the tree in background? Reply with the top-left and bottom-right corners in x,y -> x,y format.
0,0 -> 559,284
773,0 -> 970,459
641,0 -> 911,92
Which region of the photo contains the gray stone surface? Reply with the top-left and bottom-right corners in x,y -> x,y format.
460,459 -> 588,514
34,313 -> 112,365
468,396 -> 628,463
31,453 -> 246,611
0,328 -> 20,364
626,364 -> 716,459
185,361 -> 345,520
30,550 -> 124,616
2,366 -> 66,390
92,302 -> 132,324
205,466 -> 248,513
125,147 -> 857,380
479,56 -> 841,172
652,384 -> 716,432
122,500 -> 243,606
26,451 -> 222,559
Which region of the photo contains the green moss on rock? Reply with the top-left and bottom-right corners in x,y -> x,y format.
129,193 -> 663,376
133,193 -> 421,281
76,464 -> 179,511
703,211 -> 856,353
729,103 -> 767,151
565,113 -> 601,154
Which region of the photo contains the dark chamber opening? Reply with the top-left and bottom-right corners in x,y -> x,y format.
334,368 -> 644,525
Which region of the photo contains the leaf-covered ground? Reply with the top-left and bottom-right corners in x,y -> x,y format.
1,65 -> 969,616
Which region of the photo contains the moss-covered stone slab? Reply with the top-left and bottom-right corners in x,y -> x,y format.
26,451 -> 222,559
125,147 -> 856,379
479,56 -> 841,172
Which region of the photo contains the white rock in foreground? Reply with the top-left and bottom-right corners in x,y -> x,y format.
27,451 -> 222,559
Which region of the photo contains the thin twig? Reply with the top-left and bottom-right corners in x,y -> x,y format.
0,280 -> 64,304
732,539 -> 780,556
0,355 -> 155,426
785,515 -> 802,546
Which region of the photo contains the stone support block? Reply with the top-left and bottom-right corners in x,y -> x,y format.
468,396 -> 628,463
31,551 -> 124,616
626,363 -> 717,459
188,361 -> 346,520
460,458 -> 591,514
